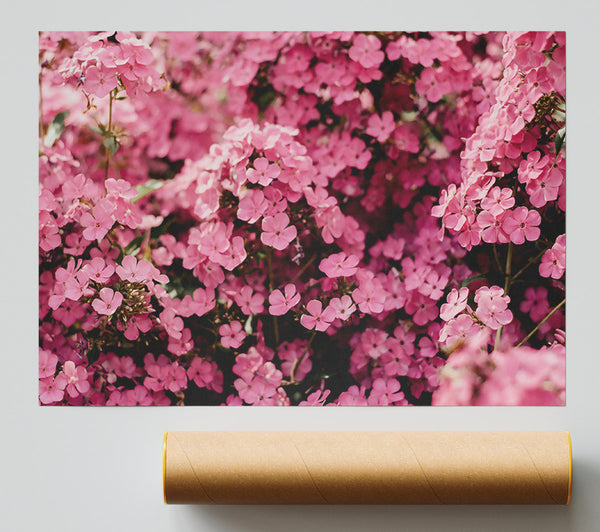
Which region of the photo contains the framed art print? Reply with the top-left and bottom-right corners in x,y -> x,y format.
38,31 -> 566,406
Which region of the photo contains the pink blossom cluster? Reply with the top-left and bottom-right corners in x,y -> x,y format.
433,330 -> 565,406
39,31 -> 565,406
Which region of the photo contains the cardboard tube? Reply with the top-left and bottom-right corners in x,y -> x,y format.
163,431 -> 572,505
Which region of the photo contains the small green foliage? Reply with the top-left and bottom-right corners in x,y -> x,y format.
103,136 -> 119,156
133,179 -> 167,203
124,236 -> 145,256
43,110 -> 69,147
244,315 -> 253,335
460,273 -> 487,288
555,126 -> 566,156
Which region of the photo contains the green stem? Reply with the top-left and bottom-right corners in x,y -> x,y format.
106,232 -> 124,258
290,330 -> 316,384
105,91 -> 114,179
141,228 -> 152,261
492,244 -> 502,273
494,242 -> 513,350
516,298 -> 565,348
503,242 -> 513,294
290,254 -> 317,283
511,247 -> 549,282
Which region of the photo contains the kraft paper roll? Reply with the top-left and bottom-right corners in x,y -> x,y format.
163,431 -> 572,505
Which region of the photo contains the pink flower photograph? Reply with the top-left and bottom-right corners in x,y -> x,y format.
38,31 -> 565,406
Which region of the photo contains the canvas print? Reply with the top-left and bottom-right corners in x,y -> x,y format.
38,31 -> 565,406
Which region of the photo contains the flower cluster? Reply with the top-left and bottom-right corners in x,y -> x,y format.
39,31 -> 565,406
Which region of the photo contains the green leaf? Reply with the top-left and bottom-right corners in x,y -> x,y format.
460,273 -> 487,288
124,235 -> 144,256
244,315 -> 253,335
43,111 -> 69,147
133,179 -> 167,203
89,125 -> 106,136
555,126 -> 566,155
103,136 -> 119,156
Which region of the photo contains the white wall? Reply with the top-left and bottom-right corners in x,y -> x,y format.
2,2 -> 599,530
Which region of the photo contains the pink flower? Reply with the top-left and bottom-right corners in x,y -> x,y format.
39,374 -> 68,404
116,255 -> 152,283
473,344 -> 565,406
316,205 -> 345,244
418,270 -> 448,301
502,207 -> 541,245
440,287 -> 469,322
237,189 -> 268,223
234,374 -> 279,405
518,151 -> 549,184
144,364 -> 170,392
97,45 -> 128,70
279,340 -> 312,381
319,252 -> 359,278
190,287 -> 216,317
246,157 -> 280,186
217,236 -> 247,271
439,314 -> 482,348
366,111 -> 395,142
382,342 -> 411,377
475,286 -> 513,330
526,166 -> 563,208
84,64 -> 118,98
269,283 -> 301,316
520,287 -> 550,322
348,33 -> 384,69
83,257 -> 115,284
120,39 -> 154,66
540,234 -> 565,279
165,363 -> 188,393
477,210 -> 509,244
405,293 -> 439,326
360,328 -> 390,360
120,255 -> 169,284
352,281 -> 386,315
304,187 -> 336,209
195,221 -> 231,262
123,314 -> 153,341
328,295 -> 356,321
187,358 -> 222,393
105,178 -> 138,199
159,308 -> 184,339
39,349 -> 58,379
91,288 -> 123,316
368,378 -> 406,405
168,327 -> 194,357
121,386 -> 153,406
335,384 -> 368,406
260,213 -> 297,250
234,285 -> 265,315
298,389 -> 331,406
300,299 -> 336,332
80,202 -> 114,242
416,68 -> 450,103
481,187 -> 515,216
61,173 -> 90,201
219,321 -> 246,349
63,360 -> 90,398
39,213 -> 61,251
